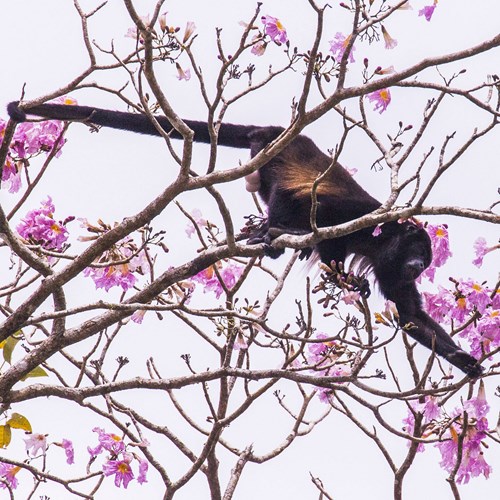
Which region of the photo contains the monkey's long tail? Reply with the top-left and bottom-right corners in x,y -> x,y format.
7,102 -> 254,149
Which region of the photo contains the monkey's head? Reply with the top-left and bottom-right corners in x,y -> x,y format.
375,221 -> 432,283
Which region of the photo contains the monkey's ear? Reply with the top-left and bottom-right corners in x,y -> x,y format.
7,102 -> 27,122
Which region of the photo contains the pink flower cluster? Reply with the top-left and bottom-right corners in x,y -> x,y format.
191,261 -> 244,299
16,197 -> 72,251
423,279 -> 499,359
402,386 -> 492,484
306,333 -> 351,403
437,392 -> 491,484
329,32 -> 355,63
0,462 -> 20,490
80,219 -> 147,292
88,427 -> 148,489
1,96 -> 75,193
419,223 -> 452,282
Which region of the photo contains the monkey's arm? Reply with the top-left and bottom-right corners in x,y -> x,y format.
395,283 -> 483,377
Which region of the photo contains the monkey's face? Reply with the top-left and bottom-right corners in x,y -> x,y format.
399,226 -> 432,282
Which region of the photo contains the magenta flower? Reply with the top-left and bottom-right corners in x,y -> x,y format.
16,197 -> 71,252
366,88 -> 391,113
261,15 -> 288,45
84,264 -> 138,292
469,309 -> 500,358
329,32 -> 355,63
192,262 -> 244,299
419,3 -> 437,22
436,385 -> 491,484
0,462 -> 20,490
423,285 -> 454,323
24,433 -> 48,456
472,237 -> 497,267
88,427 -> 126,457
306,333 -> 350,403
1,157 -> 22,193
426,224 -> 452,267
459,280 -> 492,315
81,229 -> 147,292
62,439 -> 75,465
137,459 -> 148,484
472,237 -> 488,267
102,456 -> 134,489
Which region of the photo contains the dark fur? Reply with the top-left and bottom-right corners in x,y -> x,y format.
6,102 -> 483,377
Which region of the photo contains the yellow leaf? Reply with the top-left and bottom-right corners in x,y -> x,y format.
6,413 -> 32,432
3,335 -> 20,364
21,366 -> 48,381
0,425 -> 12,448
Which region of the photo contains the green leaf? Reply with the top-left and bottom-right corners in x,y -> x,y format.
3,335 -> 20,364
21,366 -> 48,380
0,425 -> 12,448
6,413 -> 32,432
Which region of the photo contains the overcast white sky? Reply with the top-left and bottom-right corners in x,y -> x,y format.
1,1 -> 499,499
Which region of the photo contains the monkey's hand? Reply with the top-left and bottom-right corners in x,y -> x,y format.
7,102 -> 26,122
446,350 -> 484,378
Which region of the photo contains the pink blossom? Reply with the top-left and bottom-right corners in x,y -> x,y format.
261,15 -> 288,45
176,63 -> 191,81
1,157 -> 22,193
0,462 -> 20,490
419,3 -> 437,22
192,262 -> 244,299
426,224 -> 452,267
459,280 -> 491,315
366,89 -> 391,113
185,208 -> 207,238
16,197 -> 71,251
137,459 -> 148,484
24,433 -> 47,456
423,285 -> 454,323
436,386 -> 491,484
102,455 -> 134,489
472,237 -> 496,268
329,32 -> 355,63
131,309 -> 146,324
82,235 -> 147,292
88,427 -> 125,457
62,439 -> 75,465
341,290 -> 361,305
402,406 -> 425,453
84,264 -> 138,292
124,14 -> 150,41
381,25 -> 398,49
469,309 -> 500,358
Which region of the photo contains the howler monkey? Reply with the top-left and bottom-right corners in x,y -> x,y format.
6,101 -> 484,377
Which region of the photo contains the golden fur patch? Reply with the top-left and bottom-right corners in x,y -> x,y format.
280,161 -> 350,199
